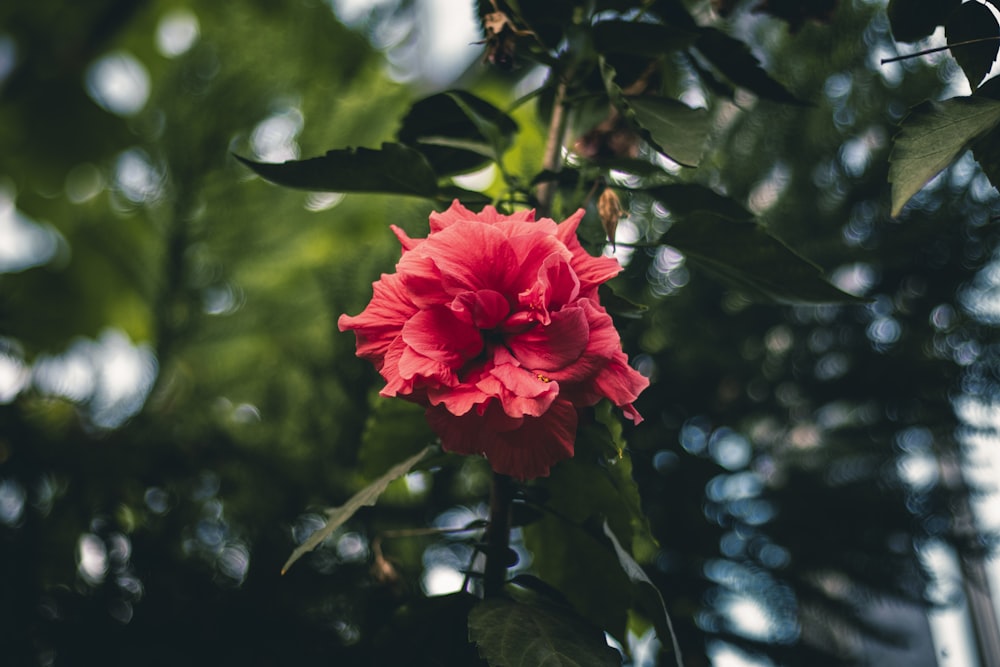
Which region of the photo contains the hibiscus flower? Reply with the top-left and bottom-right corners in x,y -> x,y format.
338,201 -> 648,479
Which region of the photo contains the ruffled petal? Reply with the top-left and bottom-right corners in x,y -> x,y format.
507,306 -> 589,371
476,363 -> 560,417
555,209 -> 623,296
402,306 -> 483,365
450,289 -> 510,330
416,222 -> 520,295
338,273 -> 417,362
427,399 -> 577,479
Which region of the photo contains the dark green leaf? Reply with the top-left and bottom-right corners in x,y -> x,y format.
437,184 -> 494,207
600,58 -> 710,167
602,521 -> 683,667
694,28 -> 809,106
282,444 -> 435,574
522,404 -> 657,640
468,598 -> 622,667
889,96 -> 1000,216
887,0 -> 960,43
236,142 -> 439,197
625,96 -> 710,167
662,212 -> 858,304
592,20 -> 695,58
644,183 -> 753,220
397,90 -> 518,176
599,283 -> 648,319
946,1 -> 1000,89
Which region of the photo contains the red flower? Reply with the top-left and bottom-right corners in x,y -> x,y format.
338,201 -> 649,479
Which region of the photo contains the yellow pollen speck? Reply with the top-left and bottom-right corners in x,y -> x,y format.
537,374 -> 551,382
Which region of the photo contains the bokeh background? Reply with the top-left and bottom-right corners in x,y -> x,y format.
3,1 -> 1000,665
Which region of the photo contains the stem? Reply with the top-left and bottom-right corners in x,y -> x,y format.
483,472 -> 514,598
881,36 -> 1000,65
535,74 -> 571,218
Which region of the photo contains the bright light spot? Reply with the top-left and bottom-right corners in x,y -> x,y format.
77,533 -> 109,584
452,164 -> 497,193
604,217 -> 639,266
156,9 -> 200,58
33,344 -> 97,402
417,0 -> 482,86
0,187 -> 62,273
726,595 -> 774,641
422,564 -> 465,596
830,263 -> 876,297
404,471 -> 430,495
114,148 -> 163,204
336,532 -> 368,562
90,330 -> 158,429
709,428 -> 751,470
305,192 -> 344,212
251,108 -> 303,163
218,542 -> 250,583
708,640 -> 774,667
0,479 -> 26,526
897,451 -> 938,490
85,51 -> 150,116
0,352 -> 29,403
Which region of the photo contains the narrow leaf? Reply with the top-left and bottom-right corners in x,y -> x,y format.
282,444 -> 435,574
236,142 -> 439,197
889,96 -> 1000,216
694,28 -> 808,106
946,1 -> 1000,89
468,598 -> 622,667
602,521 -> 683,667
663,212 -> 858,304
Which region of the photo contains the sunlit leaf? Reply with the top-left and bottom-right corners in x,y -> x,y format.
946,1 -> 1000,89
887,0 -> 960,43
468,598 -> 622,667
235,142 -> 439,197
889,96 -> 1000,216
281,444 -> 436,574
662,212 -> 857,303
694,28 -> 808,106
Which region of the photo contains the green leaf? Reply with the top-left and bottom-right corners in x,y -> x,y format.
662,212 -> 858,304
236,142 -> 439,197
600,58 -> 710,167
644,183 -> 753,220
946,1 -> 1000,89
602,521 -> 683,667
694,28 -> 808,106
889,96 -> 1000,216
592,20 -> 694,58
281,444 -> 435,574
888,0 -> 960,43
625,96 -> 710,167
599,284 -> 648,319
522,405 -> 657,640
397,90 -> 518,176
468,598 -> 622,667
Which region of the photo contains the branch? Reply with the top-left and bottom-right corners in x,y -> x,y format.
881,36 -> 1000,65
483,472 -> 515,597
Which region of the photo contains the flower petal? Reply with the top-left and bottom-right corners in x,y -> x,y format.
427,399 -> 577,479
507,306 -> 589,371
338,273 -> 417,362
450,289 -> 510,329
476,363 -> 560,417
402,306 -> 483,364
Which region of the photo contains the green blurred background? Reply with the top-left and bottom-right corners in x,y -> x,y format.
2,1 -> 1000,665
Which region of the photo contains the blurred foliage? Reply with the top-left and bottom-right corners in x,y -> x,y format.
2,0 -> 1000,666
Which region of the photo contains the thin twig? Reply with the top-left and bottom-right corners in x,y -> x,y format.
535,74 -> 571,218
881,36 -> 1000,65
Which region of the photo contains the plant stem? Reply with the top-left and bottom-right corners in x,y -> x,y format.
483,472 -> 514,598
881,36 -> 1000,65
535,74 -> 570,218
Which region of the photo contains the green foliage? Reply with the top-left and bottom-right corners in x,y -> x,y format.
662,212 -> 858,304
889,96 -> 1000,216
945,0 -> 1000,89
469,597 -> 622,667
888,0 -> 961,43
